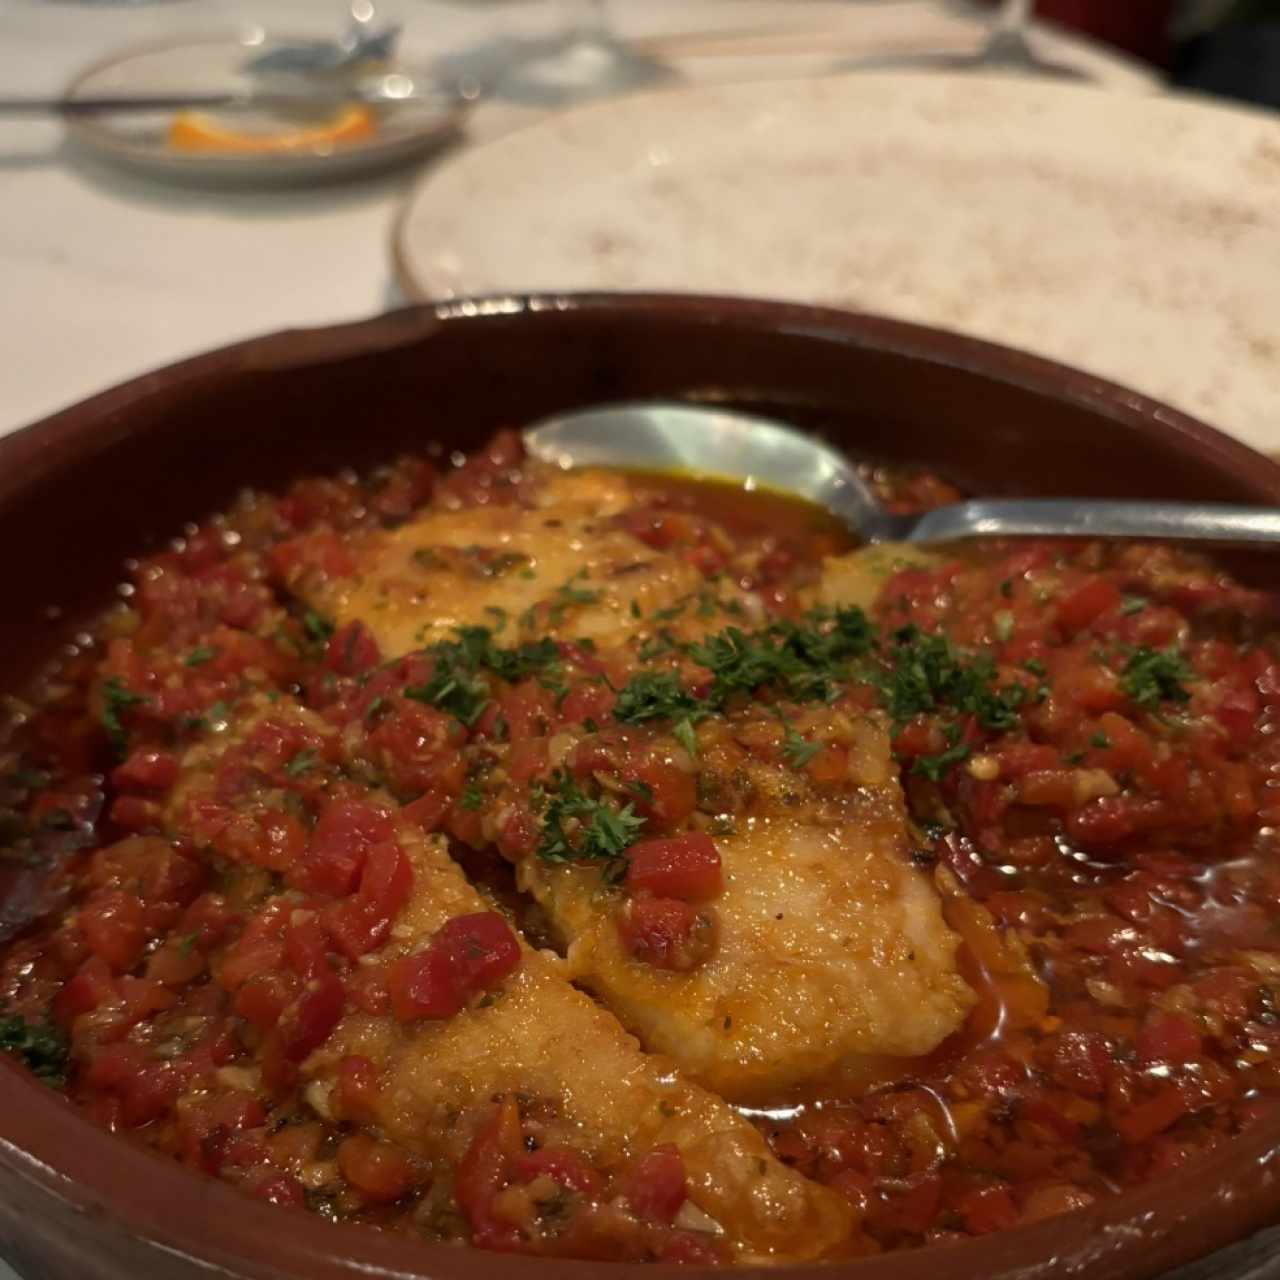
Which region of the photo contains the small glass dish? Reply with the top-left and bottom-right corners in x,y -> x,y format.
63,31 -> 468,186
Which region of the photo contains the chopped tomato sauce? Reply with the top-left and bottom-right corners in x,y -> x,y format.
2,435 -> 1279,1264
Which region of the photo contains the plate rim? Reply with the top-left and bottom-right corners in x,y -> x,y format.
390,68 -> 1280,302
63,30 -> 469,176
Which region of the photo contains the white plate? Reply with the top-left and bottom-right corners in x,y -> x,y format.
64,33 -> 466,186
394,73 -> 1280,453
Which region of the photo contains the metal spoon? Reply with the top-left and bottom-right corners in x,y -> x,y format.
523,401 -> 1280,547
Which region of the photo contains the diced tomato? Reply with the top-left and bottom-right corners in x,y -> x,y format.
338,1134 -> 417,1202
1056,579 -> 1122,634
53,957 -> 118,1024
870,1172 -> 943,1236
107,795 -> 161,833
1135,1012 -> 1202,1066
625,834 -> 722,900
176,892 -> 239,952
145,938 -> 205,988
401,784 -> 454,834
336,1054 -> 381,1123
284,912 -> 331,981
623,758 -> 696,831
80,890 -> 147,972
233,971 -> 298,1031
388,912 -> 520,1021
268,531 -> 354,584
111,749 -> 179,792
496,808 -> 539,862
322,839 -> 413,959
619,1144 -> 686,1223
217,903 -> 289,991
325,621 -> 381,677
455,1099 -> 523,1252
1112,1083 -> 1190,1144
951,1180 -> 1019,1235
294,800 -> 393,898
275,970 -> 345,1062
617,896 -> 716,972
557,682 -> 617,728
505,738 -> 549,785
1041,1030 -> 1113,1098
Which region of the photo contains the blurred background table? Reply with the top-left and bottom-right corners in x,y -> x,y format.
0,0 -> 1161,439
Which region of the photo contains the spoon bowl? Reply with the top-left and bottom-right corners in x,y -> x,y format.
524,401 -> 1280,548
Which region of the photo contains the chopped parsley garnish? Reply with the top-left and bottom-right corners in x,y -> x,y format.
302,610 -> 333,646
404,661 -> 490,726
637,629 -> 679,662
536,772 -> 645,871
184,645 -> 217,668
651,600 -> 688,623
672,717 -> 699,758
781,723 -> 820,769
613,672 -> 702,725
549,571 -> 600,623
1119,646 -> 1195,710
100,678 -> 147,750
459,782 -> 485,811
404,626 -> 563,726
284,748 -> 318,778
1121,596 -> 1147,616
875,626 -> 1029,732
912,739 -> 971,781
0,1013 -> 69,1086
688,606 -> 873,708
1089,732 -> 1111,749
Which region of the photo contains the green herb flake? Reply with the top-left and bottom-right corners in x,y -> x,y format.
184,645 -> 217,668
284,748 -> 318,778
614,672 -> 703,726
100,677 -> 148,750
1089,732 -> 1111,749
672,717 -> 699,759
1119,646 -> 1195,711
537,771 -> 645,870
781,724 -> 820,769
302,610 -> 334,646
1121,596 -> 1148,616
0,1013 -> 69,1087
459,783 -> 485,812
911,739 -> 971,781
875,626 -> 1027,732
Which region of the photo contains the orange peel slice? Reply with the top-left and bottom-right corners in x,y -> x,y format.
167,103 -> 376,154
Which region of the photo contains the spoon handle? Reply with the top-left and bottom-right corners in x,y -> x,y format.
900,500 -> 1280,546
